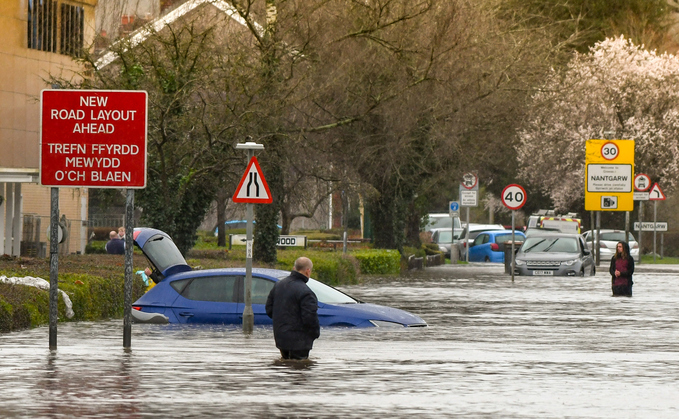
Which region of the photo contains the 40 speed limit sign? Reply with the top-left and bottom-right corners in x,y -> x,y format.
501,184 -> 527,210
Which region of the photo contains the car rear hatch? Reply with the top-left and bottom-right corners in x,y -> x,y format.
133,228 -> 193,278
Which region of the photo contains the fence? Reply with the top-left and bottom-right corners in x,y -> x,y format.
19,214 -> 126,257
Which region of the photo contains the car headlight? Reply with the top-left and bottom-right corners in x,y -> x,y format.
369,320 -> 405,328
561,259 -> 579,266
514,259 -> 526,265
439,246 -> 447,252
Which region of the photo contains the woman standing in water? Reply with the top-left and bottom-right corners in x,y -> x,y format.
609,241 -> 634,296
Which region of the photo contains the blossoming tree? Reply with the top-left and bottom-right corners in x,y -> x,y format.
516,36 -> 679,210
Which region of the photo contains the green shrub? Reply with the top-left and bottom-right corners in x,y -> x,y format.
85,241 -> 107,254
352,249 -> 401,275
277,250 -> 359,285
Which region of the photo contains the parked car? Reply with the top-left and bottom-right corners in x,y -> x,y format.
456,223 -> 506,260
131,228 -> 427,327
468,230 -> 526,263
423,213 -> 461,232
514,233 -> 595,276
581,229 -> 640,262
431,228 -> 463,258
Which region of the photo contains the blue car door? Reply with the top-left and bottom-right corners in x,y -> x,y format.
235,276 -> 276,325
469,233 -> 490,262
171,275 -> 241,324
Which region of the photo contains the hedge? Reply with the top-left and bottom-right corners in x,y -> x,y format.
352,249 -> 401,275
0,274 -> 146,333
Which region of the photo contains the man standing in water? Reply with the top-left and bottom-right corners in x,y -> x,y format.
266,257 -> 320,360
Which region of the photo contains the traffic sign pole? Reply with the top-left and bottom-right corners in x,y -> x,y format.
638,201 -> 643,265
500,184 -> 527,281
234,141 -> 266,334
654,201 -> 657,263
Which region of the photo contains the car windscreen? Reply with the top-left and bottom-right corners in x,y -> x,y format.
599,232 -> 635,242
521,237 -> 579,253
283,277 -> 357,304
437,231 -> 454,243
494,234 -> 524,243
142,234 -> 188,272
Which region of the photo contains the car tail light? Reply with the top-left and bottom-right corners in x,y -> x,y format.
132,306 -> 142,311
490,243 -> 499,251
463,242 -> 467,248
599,242 -> 608,248
632,243 -> 639,249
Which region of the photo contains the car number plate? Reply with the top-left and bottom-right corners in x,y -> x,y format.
532,270 -> 554,276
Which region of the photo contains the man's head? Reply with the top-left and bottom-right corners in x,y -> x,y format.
109,231 -> 118,240
294,257 -> 313,278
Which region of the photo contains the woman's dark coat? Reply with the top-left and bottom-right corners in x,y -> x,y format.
609,240 -> 634,290
265,270 -> 320,351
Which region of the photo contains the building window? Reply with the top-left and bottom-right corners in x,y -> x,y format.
27,0 -> 58,53
27,1 -> 84,57
60,3 -> 84,57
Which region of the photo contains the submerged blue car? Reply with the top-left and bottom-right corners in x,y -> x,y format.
131,228 -> 427,328
468,230 -> 526,263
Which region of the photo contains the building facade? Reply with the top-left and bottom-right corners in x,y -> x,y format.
0,0 -> 97,255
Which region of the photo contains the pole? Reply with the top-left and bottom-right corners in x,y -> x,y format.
624,211 -> 630,250
596,211 -> 601,266
511,211 -> 515,283
243,149 -> 255,334
653,201 -> 657,263
638,201 -> 643,265
465,207 -> 470,263
49,187 -> 59,350
123,189 -> 134,349
661,233 -> 664,259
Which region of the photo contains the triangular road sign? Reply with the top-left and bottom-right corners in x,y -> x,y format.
649,183 -> 666,201
232,156 -> 272,203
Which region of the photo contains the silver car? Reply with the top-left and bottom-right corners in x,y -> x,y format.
514,233 -> 595,277
581,230 -> 640,262
431,228 -> 463,258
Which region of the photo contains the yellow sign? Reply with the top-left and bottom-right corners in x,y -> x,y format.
585,139 -> 634,211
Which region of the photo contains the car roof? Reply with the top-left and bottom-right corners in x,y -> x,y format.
525,232 -> 582,239
463,224 -> 505,231
484,230 -> 524,235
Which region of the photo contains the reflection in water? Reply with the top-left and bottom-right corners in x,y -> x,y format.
2,265 -> 679,417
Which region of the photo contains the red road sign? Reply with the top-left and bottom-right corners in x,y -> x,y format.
634,173 -> 651,191
649,183 -> 666,200
501,184 -> 527,210
40,90 -> 148,188
232,156 -> 272,203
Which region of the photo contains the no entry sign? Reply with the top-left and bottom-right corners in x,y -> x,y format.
40,90 -> 148,188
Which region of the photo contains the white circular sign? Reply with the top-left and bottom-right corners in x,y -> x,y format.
634,173 -> 651,192
461,172 -> 478,189
601,142 -> 619,160
501,184 -> 527,210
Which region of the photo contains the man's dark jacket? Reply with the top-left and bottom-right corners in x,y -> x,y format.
265,270 -> 320,351
105,238 -> 125,255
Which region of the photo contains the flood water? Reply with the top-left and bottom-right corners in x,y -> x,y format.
2,264 -> 679,418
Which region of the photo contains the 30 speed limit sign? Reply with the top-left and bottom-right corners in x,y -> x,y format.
601,142 -> 619,160
501,184 -> 527,210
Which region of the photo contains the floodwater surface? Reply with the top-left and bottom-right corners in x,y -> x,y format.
2,264 -> 679,418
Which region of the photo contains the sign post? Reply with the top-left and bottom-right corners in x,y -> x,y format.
233,143 -> 271,334
460,174 -> 478,262
501,184 -> 527,282
633,174 -> 651,264
649,183 -> 666,262
449,201 -> 459,255
40,89 -> 147,349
